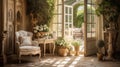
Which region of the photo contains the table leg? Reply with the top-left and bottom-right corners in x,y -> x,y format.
50,43 -> 52,54
44,43 -> 46,57
53,42 -> 55,55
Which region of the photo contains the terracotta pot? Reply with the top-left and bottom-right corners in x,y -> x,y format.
69,50 -> 76,56
74,46 -> 80,56
58,47 -> 69,57
97,53 -> 103,61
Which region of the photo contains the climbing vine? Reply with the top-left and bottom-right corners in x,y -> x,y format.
26,0 -> 55,26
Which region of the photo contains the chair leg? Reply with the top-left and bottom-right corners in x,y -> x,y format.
19,54 -> 21,63
39,51 -> 41,61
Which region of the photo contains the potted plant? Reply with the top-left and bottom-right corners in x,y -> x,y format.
96,0 -> 120,60
72,40 -> 81,56
55,37 -> 69,56
96,40 -> 105,60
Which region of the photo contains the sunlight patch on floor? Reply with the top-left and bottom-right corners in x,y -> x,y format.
52,57 -> 71,67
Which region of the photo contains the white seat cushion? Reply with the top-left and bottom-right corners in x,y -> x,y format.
19,46 -> 40,55
20,46 -> 40,51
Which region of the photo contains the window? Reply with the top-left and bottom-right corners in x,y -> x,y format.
52,0 -> 63,37
64,5 -> 73,38
87,0 -> 96,38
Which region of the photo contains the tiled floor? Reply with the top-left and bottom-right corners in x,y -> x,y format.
3,54 -> 120,67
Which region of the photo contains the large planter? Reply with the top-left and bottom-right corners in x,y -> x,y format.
74,46 -> 80,56
58,47 -> 69,57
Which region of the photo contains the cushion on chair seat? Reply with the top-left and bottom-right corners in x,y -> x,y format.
19,46 -> 40,55
20,46 -> 40,51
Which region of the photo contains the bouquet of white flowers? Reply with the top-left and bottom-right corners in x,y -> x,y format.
33,24 -> 49,33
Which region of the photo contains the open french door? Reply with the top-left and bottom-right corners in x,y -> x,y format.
84,0 -> 97,56
64,5 -> 73,39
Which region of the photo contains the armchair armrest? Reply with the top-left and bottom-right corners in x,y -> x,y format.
16,41 -> 21,46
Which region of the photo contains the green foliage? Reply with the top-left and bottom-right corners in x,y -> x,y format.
96,40 -> 105,48
55,37 -> 69,47
47,0 -> 55,24
75,12 -> 84,28
26,0 -> 54,25
73,3 -> 83,28
96,0 -> 120,23
72,40 -> 81,46
74,4 -> 94,28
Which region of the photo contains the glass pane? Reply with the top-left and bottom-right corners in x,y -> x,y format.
69,24 -> 72,28
91,15 -> 94,23
87,0 -> 96,38
87,14 -> 92,23
87,5 -> 92,13
65,7 -> 68,14
65,24 -> 68,29
91,6 -> 95,13
58,31 -> 62,37
69,15 -> 72,23
69,8 -> 72,14
92,32 -> 96,37
65,15 -> 68,22
58,0 -> 62,4
53,24 -> 57,31
54,5 -> 58,13
87,33 -> 91,38
87,15 -> 95,23
53,15 -> 57,23
58,5 -> 62,14
58,24 -> 62,31
87,24 -> 91,33
91,24 -> 95,29
58,15 -> 62,23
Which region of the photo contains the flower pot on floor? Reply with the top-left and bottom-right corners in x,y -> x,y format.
75,46 -> 80,56
97,53 -> 103,61
58,47 -> 69,57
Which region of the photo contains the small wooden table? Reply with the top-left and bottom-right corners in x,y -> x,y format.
37,38 -> 55,57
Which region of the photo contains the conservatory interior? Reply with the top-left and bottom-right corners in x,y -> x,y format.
0,0 -> 120,67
